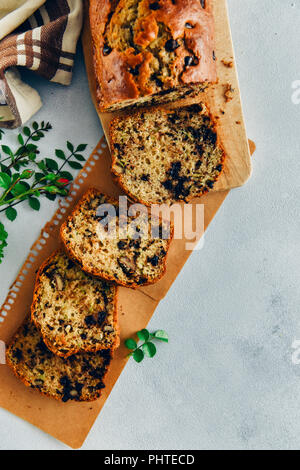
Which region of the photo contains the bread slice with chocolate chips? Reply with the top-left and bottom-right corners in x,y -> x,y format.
6,319 -> 112,402
31,251 -> 119,358
60,189 -> 173,288
90,0 -> 217,111
110,104 -> 225,206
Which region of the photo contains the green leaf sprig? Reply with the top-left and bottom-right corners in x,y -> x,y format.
125,329 -> 169,363
0,121 -> 87,263
0,221 -> 8,262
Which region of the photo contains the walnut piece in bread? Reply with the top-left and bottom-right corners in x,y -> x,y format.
90,0 -> 217,111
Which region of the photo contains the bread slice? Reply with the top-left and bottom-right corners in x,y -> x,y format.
6,319 -> 112,402
90,0 -> 217,112
110,104 -> 225,205
60,189 -> 173,287
31,251 -> 119,358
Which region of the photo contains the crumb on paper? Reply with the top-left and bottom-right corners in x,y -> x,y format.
222,58 -> 234,68
220,109 -> 225,115
224,83 -> 235,102
236,120 -> 241,125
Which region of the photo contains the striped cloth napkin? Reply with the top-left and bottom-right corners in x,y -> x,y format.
0,0 -> 83,129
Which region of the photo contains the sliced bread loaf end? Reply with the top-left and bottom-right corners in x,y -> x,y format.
6,319 -> 112,402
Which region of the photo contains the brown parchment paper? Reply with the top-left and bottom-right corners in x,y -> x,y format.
0,138 -> 256,449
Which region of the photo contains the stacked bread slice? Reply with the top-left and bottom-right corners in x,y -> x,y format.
7,0 -> 227,403
60,190 -> 173,287
89,0 -> 226,204
6,248 -> 119,402
6,319 -> 113,402
6,191 -> 173,401
31,251 -> 119,357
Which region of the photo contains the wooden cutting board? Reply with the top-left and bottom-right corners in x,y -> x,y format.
82,0 -> 252,192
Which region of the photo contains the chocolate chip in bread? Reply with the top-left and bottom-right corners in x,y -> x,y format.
6,319 -> 113,402
90,0 -> 217,111
110,104 -> 225,205
60,189 -> 173,287
31,251 -> 119,358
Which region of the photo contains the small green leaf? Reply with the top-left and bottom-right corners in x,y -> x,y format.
21,181 -> 30,191
133,349 -> 144,363
0,164 -> 11,176
68,161 -> 82,170
37,161 -> 47,172
23,126 -> 31,136
0,222 -> 8,241
0,220 -> 8,262
26,144 -> 37,152
1,145 -> 13,156
12,173 -> 21,183
74,154 -> 85,162
11,182 -> 29,196
32,122 -> 39,131
76,144 -> 87,152
18,134 -> 24,145
67,141 -> 74,152
55,149 -> 66,160
15,145 -> 25,157
28,152 -> 37,161
45,158 -> 59,171
153,330 -> 169,343
137,329 -> 150,342
0,172 -> 11,189
125,338 -> 137,350
6,207 -> 17,221
142,342 -> 157,358
45,193 -> 57,201
28,197 -> 40,211
34,172 -> 45,182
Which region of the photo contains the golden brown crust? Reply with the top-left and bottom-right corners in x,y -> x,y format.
60,188 -> 174,288
6,352 -> 114,403
30,250 -> 120,358
89,0 -> 217,111
109,105 -> 226,206
6,320 -> 114,403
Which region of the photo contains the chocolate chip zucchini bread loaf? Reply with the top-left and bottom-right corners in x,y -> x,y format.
110,104 -> 225,205
31,251 -> 119,358
90,0 -> 217,112
60,189 -> 173,287
6,319 -> 112,402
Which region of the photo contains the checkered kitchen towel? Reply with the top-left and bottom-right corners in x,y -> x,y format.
0,0 -> 83,129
